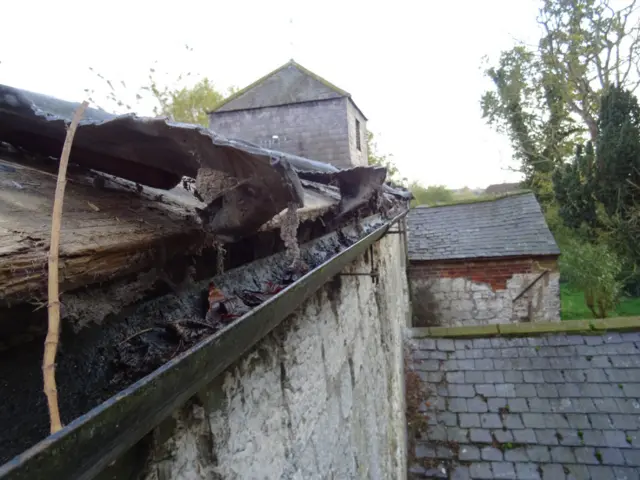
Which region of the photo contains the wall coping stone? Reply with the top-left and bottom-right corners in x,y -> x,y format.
408,317 -> 640,338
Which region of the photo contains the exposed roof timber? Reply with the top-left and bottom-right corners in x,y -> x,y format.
0,85 -> 402,242
0,211 -> 407,480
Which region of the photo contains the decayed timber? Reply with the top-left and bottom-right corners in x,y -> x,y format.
0,158 -> 203,307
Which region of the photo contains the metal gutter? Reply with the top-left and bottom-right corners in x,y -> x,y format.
0,210 -> 407,480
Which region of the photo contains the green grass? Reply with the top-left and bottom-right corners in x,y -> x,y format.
561,284 -> 640,320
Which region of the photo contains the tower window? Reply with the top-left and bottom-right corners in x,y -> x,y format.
356,119 -> 361,151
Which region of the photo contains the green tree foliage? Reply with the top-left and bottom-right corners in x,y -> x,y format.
595,86 -> 640,216
145,77 -> 233,126
409,183 -> 454,206
481,0 -> 640,189
553,86 -> 640,292
552,142 -> 598,231
560,237 -> 623,318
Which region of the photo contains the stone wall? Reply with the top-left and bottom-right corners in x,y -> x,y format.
346,100 -> 368,167
409,256 -> 560,327
208,98 -> 356,169
141,232 -> 410,480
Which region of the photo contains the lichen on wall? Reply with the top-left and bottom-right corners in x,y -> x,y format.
142,233 -> 409,480
410,257 -> 561,327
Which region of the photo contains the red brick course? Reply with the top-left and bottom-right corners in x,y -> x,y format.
409,256 -> 559,291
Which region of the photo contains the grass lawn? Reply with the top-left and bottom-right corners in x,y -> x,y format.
561,283 -> 640,320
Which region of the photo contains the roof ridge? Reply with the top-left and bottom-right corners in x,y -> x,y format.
413,190 -> 533,209
209,60 -> 350,113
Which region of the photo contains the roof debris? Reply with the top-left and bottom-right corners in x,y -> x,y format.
0,84 -> 410,307
0,83 -> 410,466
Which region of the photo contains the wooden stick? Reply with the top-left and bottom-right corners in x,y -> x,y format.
43,101 -> 88,434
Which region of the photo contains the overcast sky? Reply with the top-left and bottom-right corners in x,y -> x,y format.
0,0 -> 543,189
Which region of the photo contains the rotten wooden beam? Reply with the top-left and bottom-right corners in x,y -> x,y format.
0,158 -> 204,307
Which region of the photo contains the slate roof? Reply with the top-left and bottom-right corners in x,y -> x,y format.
409,332 -> 640,479
407,192 -> 560,261
210,60 -> 367,119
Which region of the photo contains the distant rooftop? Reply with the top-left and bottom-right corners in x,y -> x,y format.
210,60 -> 367,119
407,192 -> 560,261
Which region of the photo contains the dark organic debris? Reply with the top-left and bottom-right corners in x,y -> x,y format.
109,229 -> 354,384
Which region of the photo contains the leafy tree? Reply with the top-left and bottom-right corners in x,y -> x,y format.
552,142 -> 598,231
410,183 -> 454,206
538,0 -> 640,140
560,237 -> 623,318
594,86 -> 640,216
553,86 -> 640,291
481,0 -> 640,188
145,77 -> 233,126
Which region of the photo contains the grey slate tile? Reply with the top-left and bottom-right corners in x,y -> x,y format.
469,463 -> 493,479
406,193 -> 560,261
514,463 -> 541,480
465,371 -> 484,383
458,445 -> 480,461
503,414 -> 524,429
549,446 -> 576,463
513,429 -> 537,444
491,462 -> 516,479
573,447 -> 600,465
459,413 -> 480,428
598,447 -> 626,465
481,446 -> 503,461
623,449 -> 640,466
504,371 -> 524,383
467,397 -> 489,413
451,466 -> 471,480
613,466 -> 640,480
484,371 -> 505,384
437,339 -> 455,351
448,427 -> 469,443
565,464 -> 591,480
588,466 -> 615,478
480,413 -> 502,429
602,429 -> 630,448
469,429 -> 493,443
475,384 -> 497,397
526,445 -> 551,462
492,429 -> 513,443
535,429 -> 560,446
540,464 -> 566,479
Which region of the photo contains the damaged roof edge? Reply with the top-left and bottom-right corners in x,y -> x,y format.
0,211 -> 407,480
0,84 -> 408,241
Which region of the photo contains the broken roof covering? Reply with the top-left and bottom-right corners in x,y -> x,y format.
406,192 -> 560,261
0,84 -> 403,239
209,60 -> 368,120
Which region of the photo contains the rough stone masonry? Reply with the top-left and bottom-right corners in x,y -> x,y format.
140,232 -> 410,480
410,257 -> 561,327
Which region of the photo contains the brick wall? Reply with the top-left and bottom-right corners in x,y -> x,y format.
208,98 -> 356,169
409,256 -> 561,327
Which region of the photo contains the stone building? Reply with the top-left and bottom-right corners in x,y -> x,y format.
407,192 -> 561,327
209,60 -> 368,169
